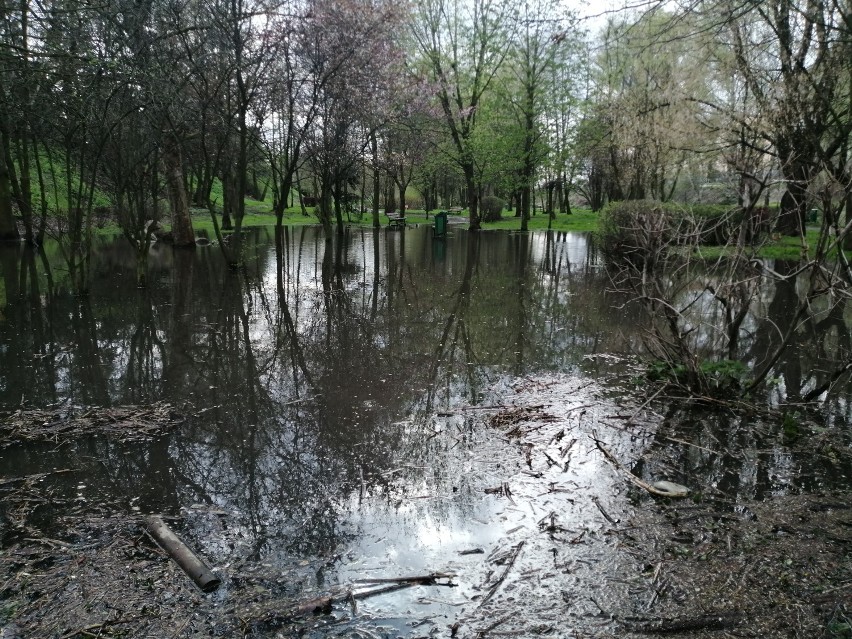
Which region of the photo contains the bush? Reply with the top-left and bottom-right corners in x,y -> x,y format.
598,201 -> 772,260
481,196 -> 505,222
597,200 -> 681,267
647,359 -> 749,396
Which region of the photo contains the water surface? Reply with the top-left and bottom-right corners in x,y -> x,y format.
1,226 -> 850,636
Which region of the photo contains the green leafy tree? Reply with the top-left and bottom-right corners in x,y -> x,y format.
411,0 -> 518,231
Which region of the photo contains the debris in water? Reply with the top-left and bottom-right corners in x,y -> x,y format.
651,481 -> 689,497
0,402 -> 183,446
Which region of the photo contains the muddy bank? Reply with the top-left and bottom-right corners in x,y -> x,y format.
1,375 -> 850,637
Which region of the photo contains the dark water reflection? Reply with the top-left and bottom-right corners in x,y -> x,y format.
1,227 -> 851,633
0,228 -> 623,526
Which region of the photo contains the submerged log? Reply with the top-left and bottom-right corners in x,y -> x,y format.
145,515 -> 221,592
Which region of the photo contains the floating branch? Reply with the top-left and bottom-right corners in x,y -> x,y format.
479,541 -> 524,608
591,431 -> 688,498
294,572 -> 456,616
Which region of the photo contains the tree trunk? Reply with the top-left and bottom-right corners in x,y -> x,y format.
0,152 -> 18,241
221,165 -> 235,230
844,184 -> 852,251
164,136 -> 195,247
778,186 -> 806,236
333,180 -> 344,236
372,135 -> 380,228
136,243 -> 149,287
464,168 -> 480,231
275,173 -> 292,224
520,185 -> 530,232
32,141 -> 48,244
14,137 -> 34,244
319,179 -> 333,235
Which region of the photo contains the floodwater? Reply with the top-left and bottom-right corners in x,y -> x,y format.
1,225 -> 851,637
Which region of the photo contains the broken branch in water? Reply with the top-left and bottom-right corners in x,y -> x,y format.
479,541 -> 524,608
544,451 -> 566,470
591,431 -> 687,498
294,573 -> 456,616
354,572 -> 456,585
591,496 -> 620,525
484,483 -> 514,504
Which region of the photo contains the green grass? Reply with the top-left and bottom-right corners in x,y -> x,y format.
29,152 -> 113,215
479,208 -> 599,232
691,229 -> 847,261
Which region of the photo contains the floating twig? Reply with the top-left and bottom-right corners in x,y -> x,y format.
591,431 -> 686,498
475,613 -> 513,638
479,541 -> 524,607
591,496 -> 619,525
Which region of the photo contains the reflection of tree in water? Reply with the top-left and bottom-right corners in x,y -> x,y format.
630,262 -> 852,502
0,246 -> 59,405
162,248 -> 196,396
15,228 -> 851,576
425,233 -> 482,410
120,290 -> 165,404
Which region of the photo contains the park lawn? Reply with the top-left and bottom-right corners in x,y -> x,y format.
479,208 -> 599,232
99,200 -> 843,264
691,229 -> 849,261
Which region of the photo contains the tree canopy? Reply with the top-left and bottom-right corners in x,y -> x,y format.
0,0 -> 850,280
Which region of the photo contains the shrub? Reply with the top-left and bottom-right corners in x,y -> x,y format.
647,359 -> 749,397
597,200 -> 681,267
598,200 -> 771,259
481,196 -> 505,222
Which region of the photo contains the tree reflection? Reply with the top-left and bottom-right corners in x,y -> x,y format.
121,290 -> 164,404
5,227 -> 851,582
0,246 -> 60,405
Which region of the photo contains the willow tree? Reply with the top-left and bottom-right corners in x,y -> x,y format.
584,11 -> 713,206
704,0 -> 852,236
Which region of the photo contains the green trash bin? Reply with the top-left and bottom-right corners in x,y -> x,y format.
434,211 -> 448,237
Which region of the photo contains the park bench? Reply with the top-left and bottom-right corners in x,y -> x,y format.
386,212 -> 406,229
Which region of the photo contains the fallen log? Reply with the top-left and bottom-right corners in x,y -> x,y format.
145,515 -> 221,592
